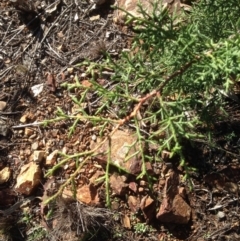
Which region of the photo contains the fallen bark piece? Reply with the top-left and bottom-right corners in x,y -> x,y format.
15,162 -> 42,195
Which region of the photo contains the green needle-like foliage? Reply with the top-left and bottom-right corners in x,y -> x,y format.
44,0 -> 240,199
107,0 -> 240,166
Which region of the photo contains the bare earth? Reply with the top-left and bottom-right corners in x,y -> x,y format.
0,0 -> 240,241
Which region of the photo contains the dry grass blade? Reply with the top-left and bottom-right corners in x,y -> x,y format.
48,197 -> 114,241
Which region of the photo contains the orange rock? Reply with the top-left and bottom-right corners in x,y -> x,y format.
140,195 -> 155,222
156,171 -> 191,224
92,130 -> 142,174
0,167 -> 11,184
128,195 -> 140,213
15,162 -> 42,195
62,184 -> 100,205
109,173 -> 128,196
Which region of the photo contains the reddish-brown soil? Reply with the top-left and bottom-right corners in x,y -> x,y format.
0,1 -> 240,241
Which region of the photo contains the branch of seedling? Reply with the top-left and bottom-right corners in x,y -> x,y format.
119,56 -> 200,125
43,56 -> 200,205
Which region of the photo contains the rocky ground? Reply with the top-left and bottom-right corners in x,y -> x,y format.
0,0 -> 240,240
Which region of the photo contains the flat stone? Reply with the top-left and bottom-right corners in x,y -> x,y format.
145,162 -> 154,175
89,170 -> 105,185
114,0 -> 186,24
115,0 -> 155,23
217,211 -> 225,220
92,130 -> 142,174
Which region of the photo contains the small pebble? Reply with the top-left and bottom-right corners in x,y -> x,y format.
31,142 -> 39,150
140,180 -> 147,186
91,134 -> 97,141
138,187 -> 144,193
59,140 -> 65,146
217,211 -> 225,219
